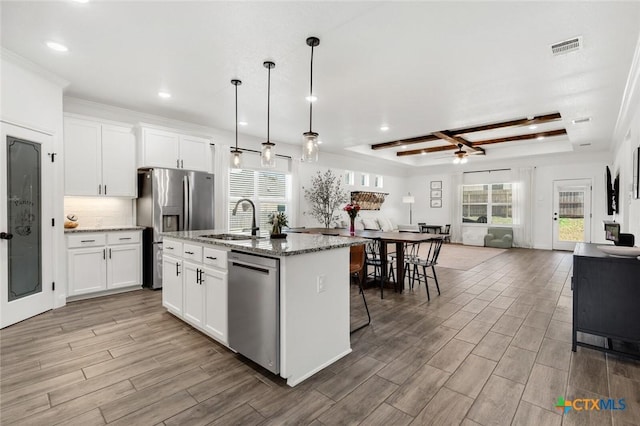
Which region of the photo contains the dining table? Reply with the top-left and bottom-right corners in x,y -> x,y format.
287,228 -> 444,294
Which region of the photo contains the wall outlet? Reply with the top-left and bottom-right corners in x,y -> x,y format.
317,275 -> 326,293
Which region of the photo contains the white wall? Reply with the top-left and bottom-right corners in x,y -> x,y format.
1,49 -> 67,307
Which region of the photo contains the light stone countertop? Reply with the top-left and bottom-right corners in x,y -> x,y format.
64,226 -> 145,234
161,229 -> 368,257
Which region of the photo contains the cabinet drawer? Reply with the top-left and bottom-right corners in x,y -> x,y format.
183,244 -> 202,262
203,247 -> 228,270
67,233 -> 106,248
107,231 -> 141,245
163,239 -> 182,255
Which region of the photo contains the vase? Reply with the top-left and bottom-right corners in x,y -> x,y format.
349,218 -> 355,235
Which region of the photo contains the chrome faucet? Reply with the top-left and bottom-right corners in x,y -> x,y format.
232,198 -> 259,236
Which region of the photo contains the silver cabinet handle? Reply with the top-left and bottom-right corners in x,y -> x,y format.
119,237 -> 132,240
81,239 -> 95,242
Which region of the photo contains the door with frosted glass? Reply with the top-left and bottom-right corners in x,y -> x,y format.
552,179 -> 592,251
1,123 -> 53,328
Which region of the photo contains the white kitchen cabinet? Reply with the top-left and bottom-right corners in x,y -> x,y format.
202,266 -> 228,344
183,261 -> 205,329
66,230 -> 142,298
162,255 -> 183,316
161,238 -> 228,345
67,247 -> 107,296
64,116 -> 136,197
139,126 -> 212,172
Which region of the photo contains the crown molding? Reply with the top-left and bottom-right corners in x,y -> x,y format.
613,32 -> 640,150
1,48 -> 69,88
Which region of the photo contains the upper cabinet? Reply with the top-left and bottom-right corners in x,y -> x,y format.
139,126 -> 212,173
64,116 -> 136,197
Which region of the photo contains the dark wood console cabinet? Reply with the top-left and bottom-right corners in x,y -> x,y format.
572,243 -> 640,358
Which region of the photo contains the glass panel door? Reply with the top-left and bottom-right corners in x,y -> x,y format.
552,180 -> 591,251
7,137 -> 41,301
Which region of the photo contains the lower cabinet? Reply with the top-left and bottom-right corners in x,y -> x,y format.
67,231 -> 142,297
161,239 -> 228,345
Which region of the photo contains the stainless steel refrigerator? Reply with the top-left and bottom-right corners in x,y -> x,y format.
137,168 -> 215,289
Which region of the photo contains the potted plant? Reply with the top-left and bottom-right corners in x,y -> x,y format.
268,211 -> 288,239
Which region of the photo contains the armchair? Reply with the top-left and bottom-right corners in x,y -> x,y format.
484,227 -> 513,248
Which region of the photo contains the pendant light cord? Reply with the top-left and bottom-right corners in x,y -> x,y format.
267,65 -> 271,142
309,44 -> 314,133
235,83 -> 238,150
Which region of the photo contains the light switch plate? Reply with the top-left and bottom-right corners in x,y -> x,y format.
317,275 -> 326,293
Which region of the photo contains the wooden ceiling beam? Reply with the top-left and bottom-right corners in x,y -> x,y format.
449,112 -> 562,136
471,128 -> 567,146
371,112 -> 562,151
433,131 -> 485,154
370,134 -> 440,150
397,144 -> 457,157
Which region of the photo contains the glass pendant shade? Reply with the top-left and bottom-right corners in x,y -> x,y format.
302,131 -> 319,163
231,149 -> 243,169
261,141 -> 276,168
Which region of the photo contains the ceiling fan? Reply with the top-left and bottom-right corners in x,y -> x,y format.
452,144 -> 468,164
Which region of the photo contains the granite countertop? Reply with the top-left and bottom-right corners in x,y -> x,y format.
64,226 -> 145,234
162,229 -> 368,257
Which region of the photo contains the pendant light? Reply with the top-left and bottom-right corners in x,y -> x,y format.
302,36 -> 320,162
261,61 -> 276,168
230,79 -> 243,170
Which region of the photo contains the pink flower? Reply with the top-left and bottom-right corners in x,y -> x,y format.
343,203 -> 361,219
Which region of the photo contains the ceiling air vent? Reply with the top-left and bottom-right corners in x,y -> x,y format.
551,36 -> 582,56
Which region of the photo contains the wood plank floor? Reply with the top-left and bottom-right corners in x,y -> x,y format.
2,247 -> 639,425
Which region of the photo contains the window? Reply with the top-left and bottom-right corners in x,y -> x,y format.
462,183 -> 512,224
361,173 -> 370,186
344,170 -> 355,186
374,175 -> 384,188
229,169 -> 290,233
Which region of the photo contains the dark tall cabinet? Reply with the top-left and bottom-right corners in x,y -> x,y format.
572,243 -> 640,358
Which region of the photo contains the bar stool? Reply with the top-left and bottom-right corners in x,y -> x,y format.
350,244 -> 370,333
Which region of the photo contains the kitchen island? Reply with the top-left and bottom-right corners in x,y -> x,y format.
161,230 -> 367,386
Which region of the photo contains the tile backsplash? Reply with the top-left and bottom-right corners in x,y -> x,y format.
64,197 -> 134,228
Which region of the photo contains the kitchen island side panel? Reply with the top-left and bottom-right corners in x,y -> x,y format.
280,247 -> 351,386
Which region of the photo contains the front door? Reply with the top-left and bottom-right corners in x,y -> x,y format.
552,179 -> 592,251
1,122 -> 53,328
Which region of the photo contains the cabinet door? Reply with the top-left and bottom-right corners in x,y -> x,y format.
107,244 -> 141,289
102,125 -> 136,197
180,135 -> 211,172
162,255 -> 183,315
67,247 -> 107,296
202,266 -> 228,344
142,128 -> 180,169
183,261 -> 204,328
64,118 -> 102,195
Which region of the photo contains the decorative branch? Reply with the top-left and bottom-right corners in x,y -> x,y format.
303,170 -> 348,228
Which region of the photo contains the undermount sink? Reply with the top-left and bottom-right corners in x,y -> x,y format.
199,233 -> 263,241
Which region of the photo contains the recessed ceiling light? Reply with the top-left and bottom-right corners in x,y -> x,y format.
537,136 -> 545,140
158,91 -> 171,99
238,121 -> 248,126
317,140 -> 323,144
380,125 -> 390,131
402,145 -> 407,149
421,152 -> 426,156
528,125 -> 537,130
305,95 -> 317,102
572,117 -> 591,124
46,41 -> 68,52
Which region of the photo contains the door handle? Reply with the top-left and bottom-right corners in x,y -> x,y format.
176,262 -> 181,276
109,248 -> 112,259
104,185 -> 107,195
0,232 -> 13,240
103,249 -> 106,260
197,269 -> 202,284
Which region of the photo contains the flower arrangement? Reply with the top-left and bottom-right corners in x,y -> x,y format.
343,202 -> 361,219
268,211 -> 288,236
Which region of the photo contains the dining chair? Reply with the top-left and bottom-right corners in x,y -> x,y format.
388,242 -> 419,288
442,224 -> 451,243
364,239 -> 388,299
350,244 -> 370,333
407,238 -> 443,300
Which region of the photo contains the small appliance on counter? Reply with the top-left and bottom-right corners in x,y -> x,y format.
136,168 -> 215,289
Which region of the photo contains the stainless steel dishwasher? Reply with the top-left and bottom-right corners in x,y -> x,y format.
228,251 -> 280,374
